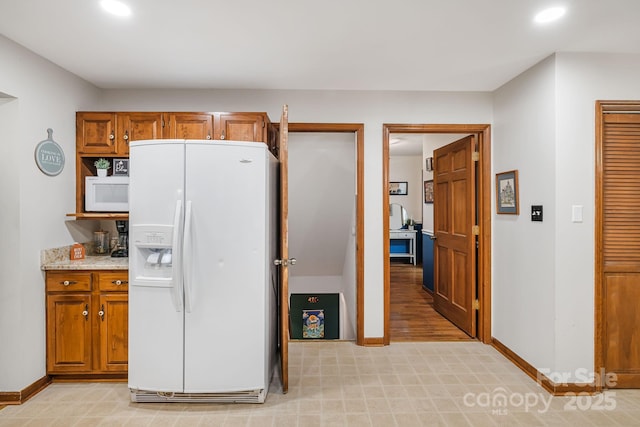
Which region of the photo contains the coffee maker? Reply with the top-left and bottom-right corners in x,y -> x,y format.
111,220 -> 129,257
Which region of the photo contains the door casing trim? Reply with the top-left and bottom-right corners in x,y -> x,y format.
382,124 -> 492,344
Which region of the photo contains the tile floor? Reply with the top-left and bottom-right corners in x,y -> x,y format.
1,341 -> 639,426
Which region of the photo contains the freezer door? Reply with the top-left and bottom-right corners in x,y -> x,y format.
128,140 -> 185,393
183,141 -> 269,393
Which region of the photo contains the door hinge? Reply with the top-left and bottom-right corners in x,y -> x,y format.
472,225 -> 480,235
473,299 -> 480,310
472,151 -> 479,162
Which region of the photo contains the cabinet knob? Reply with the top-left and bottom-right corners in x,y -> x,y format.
220,131 -> 225,140
206,133 -> 212,140
61,280 -> 77,286
109,131 -> 115,140
112,279 -> 128,285
98,304 -> 105,321
82,304 -> 89,319
123,130 -> 129,141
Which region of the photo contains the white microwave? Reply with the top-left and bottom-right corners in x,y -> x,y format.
85,176 -> 129,212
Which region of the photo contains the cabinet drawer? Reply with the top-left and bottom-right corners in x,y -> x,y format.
46,272 -> 92,292
390,232 -> 415,239
98,271 -> 129,292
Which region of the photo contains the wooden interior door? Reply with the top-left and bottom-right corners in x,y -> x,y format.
597,103 -> 640,388
277,105 -> 289,393
433,135 -> 476,337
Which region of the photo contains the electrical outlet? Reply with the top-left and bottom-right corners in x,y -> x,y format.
531,205 -> 543,222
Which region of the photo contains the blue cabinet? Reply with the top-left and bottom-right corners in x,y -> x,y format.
422,231 -> 434,292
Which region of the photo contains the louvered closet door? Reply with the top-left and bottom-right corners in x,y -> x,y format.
601,110 -> 640,388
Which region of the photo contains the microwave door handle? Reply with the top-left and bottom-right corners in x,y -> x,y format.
170,199 -> 183,312
183,200 -> 193,313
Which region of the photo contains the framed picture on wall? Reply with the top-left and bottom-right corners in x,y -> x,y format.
424,180 -> 434,203
113,158 -> 129,176
496,170 -> 519,214
389,181 -> 408,195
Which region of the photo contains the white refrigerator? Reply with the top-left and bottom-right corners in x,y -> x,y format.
128,139 -> 278,403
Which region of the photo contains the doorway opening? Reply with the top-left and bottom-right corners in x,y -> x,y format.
383,124 -> 492,345
287,123 -> 365,345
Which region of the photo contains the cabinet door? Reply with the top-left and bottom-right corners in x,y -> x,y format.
117,112 -> 164,155
47,294 -> 92,373
216,112 -> 266,142
165,113 -> 214,140
98,294 -> 128,372
77,113 -> 118,154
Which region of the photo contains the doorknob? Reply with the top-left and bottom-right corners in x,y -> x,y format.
274,258 -> 297,266
429,235 -> 437,240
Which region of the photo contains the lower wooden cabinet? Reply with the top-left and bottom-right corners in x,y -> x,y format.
45,270 -> 128,377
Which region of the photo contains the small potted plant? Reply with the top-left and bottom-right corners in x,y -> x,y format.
406,218 -> 416,230
94,158 -> 110,177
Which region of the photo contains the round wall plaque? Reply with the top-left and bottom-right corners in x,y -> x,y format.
35,128 -> 65,176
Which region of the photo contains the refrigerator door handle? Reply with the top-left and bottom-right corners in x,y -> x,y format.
183,200 -> 193,313
171,199 -> 183,312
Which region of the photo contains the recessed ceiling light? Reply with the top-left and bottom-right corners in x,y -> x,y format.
534,6 -> 566,24
100,0 -> 131,17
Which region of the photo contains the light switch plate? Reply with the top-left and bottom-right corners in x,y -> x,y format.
531,205 -> 543,222
572,205 -> 583,223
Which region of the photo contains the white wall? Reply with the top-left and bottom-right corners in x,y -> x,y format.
389,155 -> 422,223
0,35 -> 101,391
340,201 -> 357,340
493,55 -> 557,373
0,95 -> 20,388
288,133 -> 354,277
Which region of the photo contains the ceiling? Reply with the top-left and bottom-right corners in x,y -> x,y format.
1,1 -> 639,91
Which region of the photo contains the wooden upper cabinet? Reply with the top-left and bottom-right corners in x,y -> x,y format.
216,112 -> 268,142
77,112 -> 163,156
77,113 -> 118,154
117,112 -> 164,155
165,113 -> 214,140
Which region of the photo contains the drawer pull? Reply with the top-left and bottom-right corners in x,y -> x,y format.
61,280 -> 78,286
111,279 -> 128,286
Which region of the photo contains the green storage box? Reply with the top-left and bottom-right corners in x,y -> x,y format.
290,293 -> 340,339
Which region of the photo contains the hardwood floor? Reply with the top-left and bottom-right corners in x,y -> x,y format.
390,262 -> 473,342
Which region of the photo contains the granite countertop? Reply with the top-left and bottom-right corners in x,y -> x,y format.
41,244 -> 128,270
